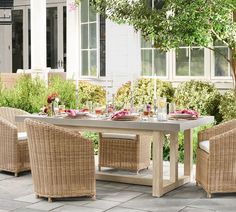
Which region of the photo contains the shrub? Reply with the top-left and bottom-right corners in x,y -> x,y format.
175,80 -> 222,123
0,75 -> 47,113
48,77 -> 106,109
82,132 -> 99,154
219,90 -> 236,121
115,78 -> 175,109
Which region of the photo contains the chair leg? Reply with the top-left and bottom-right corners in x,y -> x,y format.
91,195 -> 96,200
207,192 -> 212,198
35,194 -> 40,198
48,197 -> 52,203
14,172 -> 18,177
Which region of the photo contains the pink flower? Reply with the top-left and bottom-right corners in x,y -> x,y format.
68,2 -> 77,12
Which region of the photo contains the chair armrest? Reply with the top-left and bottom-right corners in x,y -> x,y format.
198,119 -> 236,143
208,128 -> 236,156
0,116 -> 17,131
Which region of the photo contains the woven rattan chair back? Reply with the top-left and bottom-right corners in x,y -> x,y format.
25,118 -> 96,202
0,107 -> 29,132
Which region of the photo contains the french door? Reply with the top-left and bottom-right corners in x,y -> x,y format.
12,2 -> 66,72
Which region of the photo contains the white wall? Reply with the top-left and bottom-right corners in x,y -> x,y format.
106,20 -> 141,94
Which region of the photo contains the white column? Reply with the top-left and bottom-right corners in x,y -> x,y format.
30,0 -> 46,69
66,0 -> 80,79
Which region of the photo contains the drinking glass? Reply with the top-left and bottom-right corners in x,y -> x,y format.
94,103 -> 102,117
168,102 -> 176,114
58,105 -> 65,114
157,97 -> 167,121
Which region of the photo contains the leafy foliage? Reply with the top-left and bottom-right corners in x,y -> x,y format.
115,78 -> 175,109
85,0 -> 236,90
0,75 -> 47,113
175,80 -> 222,123
48,77 -> 106,109
219,90 -> 236,121
88,0 -> 236,51
0,75 -> 105,113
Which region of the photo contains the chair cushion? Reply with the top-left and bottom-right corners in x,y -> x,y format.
101,133 -> 137,140
199,140 -> 209,153
18,132 -> 28,141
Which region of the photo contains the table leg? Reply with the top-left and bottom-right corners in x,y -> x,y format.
152,131 -> 164,197
170,132 -> 179,183
184,129 -> 193,180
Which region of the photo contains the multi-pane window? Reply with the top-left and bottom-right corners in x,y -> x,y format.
141,38 -> 166,76
81,0 -> 98,77
213,41 -> 230,77
141,0 -> 167,77
176,47 -> 204,77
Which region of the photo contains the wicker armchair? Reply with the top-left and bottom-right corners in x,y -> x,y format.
0,107 -> 30,176
25,118 -> 96,202
99,133 -> 151,172
196,119 -> 236,198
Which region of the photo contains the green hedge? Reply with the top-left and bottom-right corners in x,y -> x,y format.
175,80 -> 222,123
0,75 -> 106,113
219,90 -> 236,121
115,78 -> 175,109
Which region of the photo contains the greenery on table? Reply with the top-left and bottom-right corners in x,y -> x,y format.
87,0 -> 236,92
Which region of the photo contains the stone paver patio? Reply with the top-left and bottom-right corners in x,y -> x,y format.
0,162 -> 235,212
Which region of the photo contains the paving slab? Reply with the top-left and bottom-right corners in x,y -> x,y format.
180,206 -> 216,212
84,199 -> 120,210
52,205 -> 104,212
121,194 -> 195,212
188,199 -> 236,211
0,199 -> 30,210
14,194 -> 42,203
102,190 -> 143,202
26,201 -> 64,211
106,206 -> 148,212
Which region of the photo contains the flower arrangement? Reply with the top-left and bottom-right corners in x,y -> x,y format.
47,92 -> 59,104
46,92 -> 59,116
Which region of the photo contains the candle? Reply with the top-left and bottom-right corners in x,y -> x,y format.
105,79 -> 109,103
76,70 -> 79,109
154,75 -> 157,100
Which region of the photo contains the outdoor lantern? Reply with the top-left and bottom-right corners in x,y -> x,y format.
0,0 -> 13,25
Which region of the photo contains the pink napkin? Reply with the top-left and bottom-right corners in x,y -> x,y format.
111,111 -> 129,120
170,109 -> 199,118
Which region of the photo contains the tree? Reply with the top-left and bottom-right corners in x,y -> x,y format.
76,0 -> 236,90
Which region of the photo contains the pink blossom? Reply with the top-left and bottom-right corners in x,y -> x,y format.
68,2 -> 77,12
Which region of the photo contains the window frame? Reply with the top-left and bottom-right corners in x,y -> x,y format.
79,0 -> 100,79
173,46 -> 207,80
210,45 -> 232,80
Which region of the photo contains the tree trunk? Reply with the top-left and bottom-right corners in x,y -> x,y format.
230,56 -> 236,92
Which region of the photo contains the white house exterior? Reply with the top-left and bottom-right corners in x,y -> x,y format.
0,0 -> 233,94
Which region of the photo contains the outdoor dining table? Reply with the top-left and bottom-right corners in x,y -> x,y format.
16,114 -> 214,197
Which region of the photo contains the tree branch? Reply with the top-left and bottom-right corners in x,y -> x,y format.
204,45 -> 231,63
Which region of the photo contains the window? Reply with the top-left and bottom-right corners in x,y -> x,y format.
213,41 -> 230,77
141,38 -> 166,76
80,0 -> 98,77
141,0 -> 167,77
12,10 -> 23,73
176,47 -> 204,77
